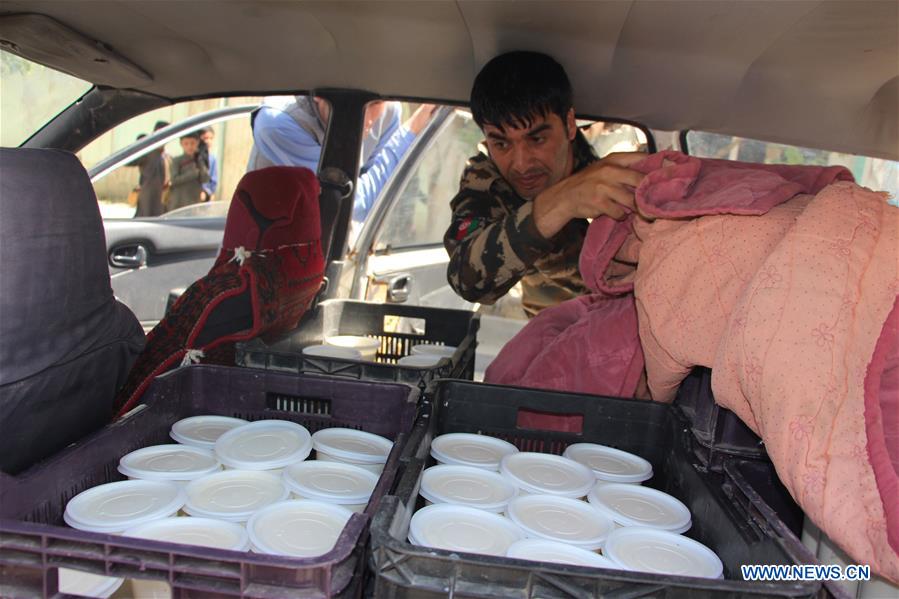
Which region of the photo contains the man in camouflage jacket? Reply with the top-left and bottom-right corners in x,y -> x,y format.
444,51 -> 645,317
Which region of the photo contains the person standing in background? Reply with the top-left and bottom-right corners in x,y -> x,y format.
199,127 -> 218,202
167,131 -> 209,212
247,96 -> 435,240
133,120 -> 171,217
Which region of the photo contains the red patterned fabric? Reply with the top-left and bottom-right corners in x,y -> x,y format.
113,167 -> 324,417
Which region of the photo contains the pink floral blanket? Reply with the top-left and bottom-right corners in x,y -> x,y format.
486,151 -> 898,579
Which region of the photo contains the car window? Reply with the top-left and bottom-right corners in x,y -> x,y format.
580,121 -> 648,156
687,131 -> 899,200
79,96 -> 263,219
373,113 -> 649,252
0,50 -> 92,147
373,109 -> 482,251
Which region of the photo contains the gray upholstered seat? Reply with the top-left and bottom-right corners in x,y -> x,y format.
0,148 -> 145,474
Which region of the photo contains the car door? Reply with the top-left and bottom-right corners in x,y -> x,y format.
350,107 -> 481,311
86,103 -> 258,329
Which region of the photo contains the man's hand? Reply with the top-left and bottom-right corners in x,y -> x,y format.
532,152 -> 646,239
405,104 -> 438,135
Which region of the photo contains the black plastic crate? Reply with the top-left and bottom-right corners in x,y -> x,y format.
0,365 -> 419,599
675,367 -> 768,472
370,380 -> 823,598
237,299 -> 479,396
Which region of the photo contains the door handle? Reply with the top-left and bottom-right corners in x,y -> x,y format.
110,244 -> 148,268
385,273 -> 413,303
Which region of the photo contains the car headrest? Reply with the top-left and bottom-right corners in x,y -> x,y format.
215,166 -> 320,266
0,148 -> 118,384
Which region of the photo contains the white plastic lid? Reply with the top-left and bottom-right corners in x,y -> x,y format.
506,539 -> 623,569
420,464 -> 517,512
506,494 -> 616,551
283,460 -> 379,505
500,453 -> 595,498
408,504 -> 524,556
410,344 -> 457,358
302,344 -> 363,361
124,516 -> 250,551
215,420 -> 312,470
64,480 -> 185,534
247,499 -> 353,557
604,527 -> 724,579
312,428 -> 393,465
429,433 -> 518,471
183,469 -> 289,521
563,443 -> 653,484
58,568 -> 124,598
397,354 -> 444,368
587,483 -> 692,533
118,444 -> 220,481
324,335 -> 380,353
170,415 -> 248,449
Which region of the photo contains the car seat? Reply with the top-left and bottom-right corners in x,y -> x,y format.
112,166 -> 325,417
0,148 -> 145,474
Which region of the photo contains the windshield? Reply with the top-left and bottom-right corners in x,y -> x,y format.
0,50 -> 92,147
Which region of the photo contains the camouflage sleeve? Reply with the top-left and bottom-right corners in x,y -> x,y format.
443,158 -> 554,304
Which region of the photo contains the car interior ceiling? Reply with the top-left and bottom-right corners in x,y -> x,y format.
0,1 -> 896,161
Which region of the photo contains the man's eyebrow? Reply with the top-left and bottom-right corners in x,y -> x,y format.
485,130 -> 508,141
526,123 -> 551,136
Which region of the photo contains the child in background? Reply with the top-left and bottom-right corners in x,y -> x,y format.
167,131 -> 209,212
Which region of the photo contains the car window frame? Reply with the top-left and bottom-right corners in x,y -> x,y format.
88,104 -> 258,188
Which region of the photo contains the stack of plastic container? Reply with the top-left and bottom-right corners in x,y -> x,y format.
409,432 -> 723,579
0,365 -> 418,599
370,379 -> 826,598
59,414 -> 393,597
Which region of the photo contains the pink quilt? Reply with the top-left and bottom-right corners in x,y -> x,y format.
486,151 -> 899,579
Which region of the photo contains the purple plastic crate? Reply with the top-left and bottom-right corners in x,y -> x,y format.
0,365 -> 419,598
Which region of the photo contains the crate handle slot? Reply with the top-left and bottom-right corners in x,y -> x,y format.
515,408 -> 584,434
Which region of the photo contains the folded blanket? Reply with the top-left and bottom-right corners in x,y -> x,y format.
486,152 -> 899,579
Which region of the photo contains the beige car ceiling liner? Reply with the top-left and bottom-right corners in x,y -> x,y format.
0,1 -> 896,160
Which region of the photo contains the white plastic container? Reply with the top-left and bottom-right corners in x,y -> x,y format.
500,452 -> 595,498
312,427 -> 393,474
408,504 -> 524,556
563,443 -> 653,484
169,415 -> 248,449
397,354 -> 444,368
324,335 -> 380,361
506,494 -> 616,551
183,469 -> 289,522
302,344 -> 363,361
247,500 -> 353,557
429,433 -> 518,471
587,483 -> 692,533
604,527 -> 724,579
410,344 -> 457,358
118,444 -> 220,484
506,539 -> 623,569
58,568 -> 124,598
419,464 -> 517,513
282,460 -> 379,513
124,517 -> 250,598
64,480 -> 185,534
214,419 -> 312,471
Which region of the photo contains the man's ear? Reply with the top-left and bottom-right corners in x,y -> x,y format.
565,108 -> 577,141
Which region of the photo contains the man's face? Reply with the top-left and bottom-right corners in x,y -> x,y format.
180,137 -> 199,156
483,108 -> 577,200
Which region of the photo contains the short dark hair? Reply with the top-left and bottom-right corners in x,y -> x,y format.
470,51 -> 573,130
180,131 -> 200,141
153,120 -> 169,131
